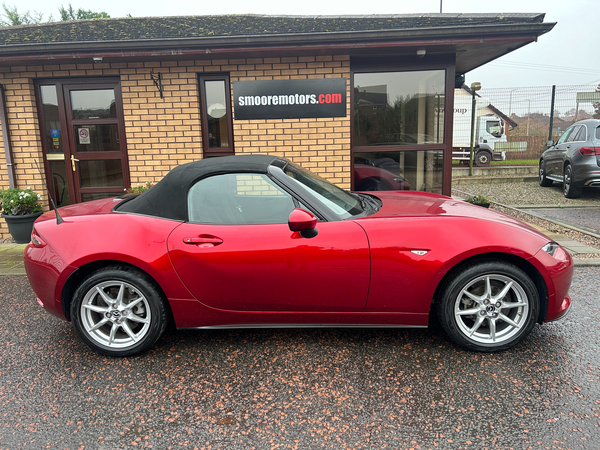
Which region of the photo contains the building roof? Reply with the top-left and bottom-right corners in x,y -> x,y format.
0,14 -> 555,73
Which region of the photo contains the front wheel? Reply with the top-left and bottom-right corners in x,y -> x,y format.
437,260 -> 539,352
71,266 -> 168,357
475,150 -> 492,167
539,160 -> 553,187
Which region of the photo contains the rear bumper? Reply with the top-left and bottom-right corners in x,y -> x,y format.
24,243 -> 70,321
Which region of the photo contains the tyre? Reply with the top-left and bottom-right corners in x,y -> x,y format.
538,160 -> 553,187
474,150 -> 492,167
71,266 -> 168,357
437,260 -> 539,352
563,164 -> 582,199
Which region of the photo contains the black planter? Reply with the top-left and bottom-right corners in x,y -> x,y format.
2,212 -> 43,244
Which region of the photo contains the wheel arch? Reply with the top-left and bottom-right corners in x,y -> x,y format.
430,252 -> 548,325
61,260 -> 174,325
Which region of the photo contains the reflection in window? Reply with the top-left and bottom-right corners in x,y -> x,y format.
40,85 -> 62,154
205,80 -> 229,148
70,89 -> 117,120
353,70 -> 445,146
486,120 -> 502,138
78,160 -> 124,188
188,174 -> 295,225
74,124 -> 120,152
354,150 -> 443,194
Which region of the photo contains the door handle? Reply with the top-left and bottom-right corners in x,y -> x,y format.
71,155 -> 79,172
183,235 -> 223,247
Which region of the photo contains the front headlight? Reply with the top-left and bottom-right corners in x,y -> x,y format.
542,242 -> 559,257
542,242 -> 569,261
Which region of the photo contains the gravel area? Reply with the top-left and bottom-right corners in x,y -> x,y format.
453,178 -> 600,206
453,178 -> 600,257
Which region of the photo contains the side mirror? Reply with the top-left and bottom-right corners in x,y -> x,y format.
546,140 -> 554,147
288,208 -> 318,238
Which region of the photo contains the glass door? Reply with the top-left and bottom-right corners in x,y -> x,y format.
36,78 -> 130,206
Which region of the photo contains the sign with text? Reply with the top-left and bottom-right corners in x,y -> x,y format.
233,78 -> 347,120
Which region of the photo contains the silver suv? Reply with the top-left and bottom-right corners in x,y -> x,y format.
539,119 -> 600,198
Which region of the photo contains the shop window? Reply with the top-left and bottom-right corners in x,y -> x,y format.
199,74 -> 234,157
353,70 -> 445,147
354,150 -> 443,194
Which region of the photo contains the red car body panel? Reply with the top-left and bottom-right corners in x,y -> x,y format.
24,190 -> 573,330
167,221 -> 370,312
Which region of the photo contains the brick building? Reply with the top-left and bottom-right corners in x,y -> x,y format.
0,14 -> 554,239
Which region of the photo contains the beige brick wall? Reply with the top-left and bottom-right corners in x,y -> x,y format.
0,54 -> 351,239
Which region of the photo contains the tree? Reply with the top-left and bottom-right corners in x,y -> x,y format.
59,4 -> 110,20
0,3 -> 109,26
0,3 -> 48,25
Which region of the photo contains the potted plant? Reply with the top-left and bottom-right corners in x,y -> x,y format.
0,187 -> 43,243
465,194 -> 492,208
126,181 -> 154,194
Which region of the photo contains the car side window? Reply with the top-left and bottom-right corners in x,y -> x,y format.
566,125 -> 584,143
556,127 -> 573,145
572,126 -> 587,142
188,173 -> 296,225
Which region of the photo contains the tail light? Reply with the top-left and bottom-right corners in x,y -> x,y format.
30,226 -> 46,248
579,147 -> 600,156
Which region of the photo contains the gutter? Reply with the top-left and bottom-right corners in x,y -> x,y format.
0,83 -> 15,187
0,22 -> 555,60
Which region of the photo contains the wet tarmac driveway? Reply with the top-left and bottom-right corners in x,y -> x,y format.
1,269 -> 599,449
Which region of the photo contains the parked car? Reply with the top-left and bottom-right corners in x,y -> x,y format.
539,119 -> 600,198
25,155 -> 573,357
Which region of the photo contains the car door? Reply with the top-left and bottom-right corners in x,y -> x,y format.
545,126 -> 574,177
167,172 -> 370,312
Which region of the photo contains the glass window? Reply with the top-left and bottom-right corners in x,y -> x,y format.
74,124 -> 120,152
353,70 -> 445,146
70,89 -> 117,120
556,127 -> 573,145
486,120 -> 502,138
354,150 -> 443,194
204,80 -> 229,149
199,74 -> 234,157
566,126 -> 582,143
572,126 -> 587,142
78,160 -> 124,188
188,173 -> 295,225
40,85 -> 62,155
282,163 -> 363,218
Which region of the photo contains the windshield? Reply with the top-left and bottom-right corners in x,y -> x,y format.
486,120 -> 502,137
282,163 -> 364,217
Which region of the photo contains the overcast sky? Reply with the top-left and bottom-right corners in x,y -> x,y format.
8,0 -> 600,89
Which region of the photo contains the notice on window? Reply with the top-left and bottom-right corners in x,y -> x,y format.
78,127 -> 90,145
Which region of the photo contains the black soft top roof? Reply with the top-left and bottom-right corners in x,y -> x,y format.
116,154 -> 284,220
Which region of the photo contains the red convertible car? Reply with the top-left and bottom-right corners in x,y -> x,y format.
25,155 -> 573,356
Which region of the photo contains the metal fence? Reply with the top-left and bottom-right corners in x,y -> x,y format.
476,84 -> 600,160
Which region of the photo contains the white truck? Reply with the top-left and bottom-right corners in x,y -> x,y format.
452,89 -> 507,167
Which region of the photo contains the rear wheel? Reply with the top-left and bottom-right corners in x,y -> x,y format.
71,266 -> 168,357
437,260 -> 539,352
539,160 -> 553,187
563,164 -> 582,198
